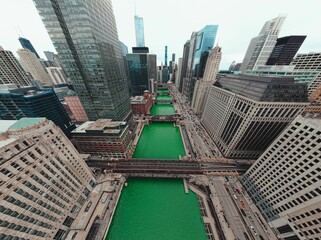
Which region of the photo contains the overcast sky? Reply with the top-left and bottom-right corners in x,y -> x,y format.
1,0 -> 321,69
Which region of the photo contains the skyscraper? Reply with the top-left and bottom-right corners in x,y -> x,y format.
192,25 -> 218,78
126,53 -> 157,96
33,0 -> 131,121
17,48 -> 52,86
18,37 -> 40,58
266,35 -> 306,65
0,117 -> 95,239
134,15 -> 145,47
0,46 -> 31,86
183,25 -> 218,102
192,45 -> 222,116
240,15 -> 286,72
241,113 -> 321,239
291,52 -> 321,95
0,86 -> 75,135
178,40 -> 190,92
165,46 -> 168,67
201,74 -> 309,159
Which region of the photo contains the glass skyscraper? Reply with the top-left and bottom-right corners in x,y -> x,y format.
134,15 -> 145,47
126,53 -> 157,96
193,25 -> 218,77
33,0 -> 131,121
18,37 -> 40,59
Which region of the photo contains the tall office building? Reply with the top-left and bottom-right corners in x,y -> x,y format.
192,25 -> 218,78
18,37 -> 40,58
192,45 -> 222,116
240,15 -> 286,72
46,67 -> 67,85
44,51 -> 63,68
126,53 -> 157,96
134,15 -> 145,47
120,41 -> 129,56
201,74 -> 309,159
291,52 -> 321,95
178,41 -> 190,92
165,46 -> 168,67
175,58 -> 183,89
241,113 -> 321,239
17,48 -> 52,86
0,47 -> 31,86
266,35 -> 306,65
184,25 -> 218,101
0,86 -> 75,135
0,117 -> 95,239
33,0 -> 131,121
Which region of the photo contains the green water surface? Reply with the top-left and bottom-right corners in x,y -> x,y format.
106,178 -> 207,240
157,89 -> 169,93
132,122 -> 185,159
156,95 -> 172,101
150,104 -> 175,115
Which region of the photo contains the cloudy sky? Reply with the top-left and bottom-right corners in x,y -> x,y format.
1,0 -> 321,69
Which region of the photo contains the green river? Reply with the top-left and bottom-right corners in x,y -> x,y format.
106,96 -> 207,240
150,104 -> 176,115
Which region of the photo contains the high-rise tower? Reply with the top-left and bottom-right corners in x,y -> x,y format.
0,46 -> 31,86
240,15 -> 286,72
266,35 -> 306,65
33,0 -> 131,121
18,37 -> 40,58
17,48 -> 52,86
165,46 -> 168,67
134,15 -> 145,47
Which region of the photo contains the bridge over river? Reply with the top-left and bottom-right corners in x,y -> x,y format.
85,158 -> 253,177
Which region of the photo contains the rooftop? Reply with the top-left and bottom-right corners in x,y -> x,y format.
9,117 -> 45,130
72,119 -> 127,134
215,74 -> 309,102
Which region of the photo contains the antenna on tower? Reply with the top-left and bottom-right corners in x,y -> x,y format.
17,26 -> 25,37
134,0 -> 137,15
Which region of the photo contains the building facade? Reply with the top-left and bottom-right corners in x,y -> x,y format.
0,117 -> 95,240
192,45 -> 222,116
72,119 -> 132,159
201,74 -> 309,159
134,15 -> 145,47
18,37 -> 40,59
245,65 -> 320,96
241,114 -> 321,239
178,41 -> 190,92
17,48 -> 52,86
46,67 -> 67,85
266,35 -> 306,65
0,87 -> 75,135
126,53 -> 157,96
291,52 -> 321,95
130,91 -> 153,114
64,96 -> 89,123
33,0 -> 131,121
240,15 -> 286,72
0,47 -> 31,86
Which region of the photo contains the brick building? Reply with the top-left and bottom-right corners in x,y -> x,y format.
71,119 -> 132,159
130,90 -> 153,114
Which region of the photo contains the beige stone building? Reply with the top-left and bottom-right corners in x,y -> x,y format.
0,117 -> 95,239
241,114 -> 321,239
17,48 -> 52,86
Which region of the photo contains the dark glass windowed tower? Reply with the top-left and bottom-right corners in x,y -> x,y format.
33,0 -> 131,121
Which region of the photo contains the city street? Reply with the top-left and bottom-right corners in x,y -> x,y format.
170,85 -> 222,158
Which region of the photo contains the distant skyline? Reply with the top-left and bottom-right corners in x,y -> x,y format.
0,0 -> 321,69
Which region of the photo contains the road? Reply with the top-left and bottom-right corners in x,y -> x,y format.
210,177 -> 250,239
170,85 -> 222,158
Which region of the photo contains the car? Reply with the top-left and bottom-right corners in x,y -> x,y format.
250,226 -> 257,235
